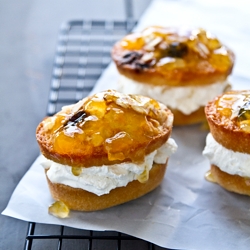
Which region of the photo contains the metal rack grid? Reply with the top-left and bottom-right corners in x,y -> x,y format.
46,19 -> 137,116
24,20 -> 172,250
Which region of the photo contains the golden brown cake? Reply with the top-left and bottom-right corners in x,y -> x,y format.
36,89 -> 177,215
112,26 -> 235,125
203,90 -> 250,195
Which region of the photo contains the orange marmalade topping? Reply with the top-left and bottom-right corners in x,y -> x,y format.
48,201 -> 69,218
119,26 -> 234,72
43,90 -> 170,162
215,91 -> 250,132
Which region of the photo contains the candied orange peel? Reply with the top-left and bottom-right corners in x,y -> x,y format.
118,26 -> 234,72
112,26 -> 235,86
214,90 -> 250,132
36,90 -> 173,167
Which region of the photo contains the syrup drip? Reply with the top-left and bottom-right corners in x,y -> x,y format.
72,167 -> 82,176
137,166 -> 150,183
205,170 -> 216,183
48,201 -> 70,218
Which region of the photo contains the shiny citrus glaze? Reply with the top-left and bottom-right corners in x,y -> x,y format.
215,91 -> 250,132
44,90 -> 167,163
120,26 -> 233,72
72,167 -> 82,176
205,170 -> 216,183
48,201 -> 69,218
137,165 -> 150,183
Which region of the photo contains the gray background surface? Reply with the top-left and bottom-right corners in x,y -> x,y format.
0,0 -> 152,249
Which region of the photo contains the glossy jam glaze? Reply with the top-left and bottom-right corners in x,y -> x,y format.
215,90 -> 250,132
205,170 -> 216,183
42,90 -> 171,163
48,201 -> 70,218
119,26 -> 234,73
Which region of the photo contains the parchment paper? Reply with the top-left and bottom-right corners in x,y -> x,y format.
3,0 -> 250,249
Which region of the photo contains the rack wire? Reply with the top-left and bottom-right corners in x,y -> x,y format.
24,19 -> 172,250
46,20 -> 136,116
24,222 -> 163,250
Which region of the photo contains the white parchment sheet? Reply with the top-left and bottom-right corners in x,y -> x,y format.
3,0 -> 250,249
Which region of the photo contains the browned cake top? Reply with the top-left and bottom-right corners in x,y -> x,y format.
36,90 -> 173,167
206,90 -> 250,131
205,90 -> 250,153
112,26 -> 235,86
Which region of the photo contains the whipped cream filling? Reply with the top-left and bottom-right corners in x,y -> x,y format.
41,138 -> 177,196
203,133 -> 250,177
118,75 -> 230,115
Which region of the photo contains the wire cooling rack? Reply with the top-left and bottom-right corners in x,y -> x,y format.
46,19 -> 136,116
24,20 -> 173,250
